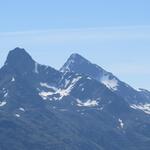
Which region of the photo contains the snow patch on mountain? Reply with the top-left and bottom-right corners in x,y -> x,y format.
15,114 -> 20,118
81,88 -> 84,92
39,83 -> 59,100
76,99 -> 98,107
34,62 -> 39,74
118,118 -> 124,128
136,88 -> 149,92
100,75 -> 118,91
39,91 -> 54,100
0,101 -> 7,107
19,107 -> 25,112
4,92 -> 8,98
64,79 -> 71,88
40,83 -> 51,88
11,77 -> 15,82
55,76 -> 82,100
130,103 -> 150,114
65,76 -> 82,91
39,76 -> 82,100
55,89 -> 70,100
87,77 -> 92,80
40,82 -> 58,91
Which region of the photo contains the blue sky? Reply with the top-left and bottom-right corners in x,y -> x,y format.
0,0 -> 150,90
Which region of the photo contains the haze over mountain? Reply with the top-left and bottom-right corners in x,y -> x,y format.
0,48 -> 150,150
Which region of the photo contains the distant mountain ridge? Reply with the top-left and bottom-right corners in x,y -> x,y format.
0,47 -> 150,150
60,53 -> 150,104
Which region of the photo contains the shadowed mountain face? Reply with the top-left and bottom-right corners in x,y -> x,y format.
5,47 -> 35,71
0,48 -> 150,150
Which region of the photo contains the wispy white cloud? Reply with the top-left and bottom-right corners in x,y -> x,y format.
0,25 -> 150,43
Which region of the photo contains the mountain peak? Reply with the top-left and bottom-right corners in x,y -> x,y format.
60,53 -> 91,73
4,47 -> 35,72
70,53 -> 85,59
10,47 -> 26,53
69,53 -> 90,62
6,47 -> 32,61
60,53 -> 120,91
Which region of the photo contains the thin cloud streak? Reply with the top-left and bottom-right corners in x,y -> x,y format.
0,25 -> 150,43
